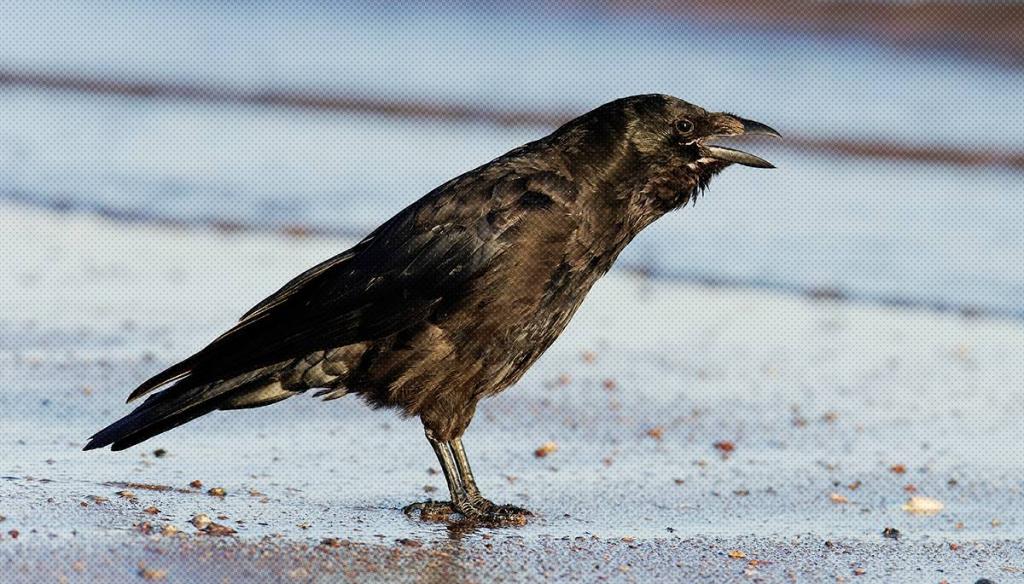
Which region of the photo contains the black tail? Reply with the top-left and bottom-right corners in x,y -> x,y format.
83,367 -> 278,451
83,394 -> 223,451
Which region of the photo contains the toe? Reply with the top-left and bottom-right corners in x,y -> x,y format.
404,500 -> 456,521
483,504 -> 533,526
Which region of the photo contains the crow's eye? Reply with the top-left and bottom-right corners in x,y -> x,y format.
674,119 -> 694,135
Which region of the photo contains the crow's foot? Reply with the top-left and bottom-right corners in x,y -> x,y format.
404,499 -> 532,526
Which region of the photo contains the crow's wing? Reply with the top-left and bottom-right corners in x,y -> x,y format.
126,197 -> 501,402
125,169 -> 578,403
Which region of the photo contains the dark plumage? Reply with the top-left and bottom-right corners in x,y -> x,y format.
85,94 -> 778,523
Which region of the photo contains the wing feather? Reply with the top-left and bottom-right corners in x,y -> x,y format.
127,170 -> 575,402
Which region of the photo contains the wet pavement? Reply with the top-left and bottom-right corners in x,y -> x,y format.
2,205 -> 1024,582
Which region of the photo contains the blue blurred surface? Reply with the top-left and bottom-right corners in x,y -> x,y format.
1,0 -> 1022,316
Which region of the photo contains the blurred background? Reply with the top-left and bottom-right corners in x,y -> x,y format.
3,4 -> 1024,577
2,0 -> 1022,317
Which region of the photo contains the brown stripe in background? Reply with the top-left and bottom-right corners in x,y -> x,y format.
599,0 -> 1024,68
1,68 -> 1022,172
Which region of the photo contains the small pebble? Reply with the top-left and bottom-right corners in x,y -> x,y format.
204,522 -> 237,536
190,514 -> 212,530
138,566 -> 167,581
534,442 -> 558,458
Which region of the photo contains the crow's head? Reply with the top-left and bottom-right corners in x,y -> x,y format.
562,94 -> 779,214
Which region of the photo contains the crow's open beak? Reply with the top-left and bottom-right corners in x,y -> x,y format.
703,116 -> 781,169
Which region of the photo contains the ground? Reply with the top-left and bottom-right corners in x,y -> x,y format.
2,204 -> 1022,583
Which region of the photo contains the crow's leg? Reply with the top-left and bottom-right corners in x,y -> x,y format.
450,436 -> 488,507
404,429 -> 486,520
450,436 -> 532,524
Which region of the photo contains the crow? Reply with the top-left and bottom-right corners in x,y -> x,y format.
85,94 -> 778,524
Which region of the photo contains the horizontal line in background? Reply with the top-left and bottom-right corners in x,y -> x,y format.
618,0 -> 1024,69
618,264 -> 1022,324
3,192 -> 1019,324
0,188 -> 370,241
2,68 -> 1022,172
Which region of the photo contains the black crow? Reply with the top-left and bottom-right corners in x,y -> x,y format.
85,94 -> 779,524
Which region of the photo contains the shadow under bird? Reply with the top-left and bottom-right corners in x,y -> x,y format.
85,94 -> 779,524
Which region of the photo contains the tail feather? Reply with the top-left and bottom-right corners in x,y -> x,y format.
125,358 -> 197,402
84,366 -> 280,451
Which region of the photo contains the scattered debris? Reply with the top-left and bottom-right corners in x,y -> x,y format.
889,464 -> 907,474
207,487 -> 226,497
116,490 -> 137,500
189,480 -> 203,489
397,538 -> 422,548
714,441 -> 735,453
423,485 -> 438,493
829,492 -> 849,504
646,426 -> 664,441
727,550 -> 746,559
152,449 -> 167,458
853,567 -> 866,576
602,379 -> 617,390
160,525 -> 179,537
190,514 -> 212,530
534,441 -> 558,458
138,565 -> 167,581
882,527 -> 901,540
143,506 -> 160,515
203,522 -> 237,536
321,538 -> 344,548
621,536 -> 636,543
106,482 -> 175,493
7,530 -> 19,539
902,496 -> 944,516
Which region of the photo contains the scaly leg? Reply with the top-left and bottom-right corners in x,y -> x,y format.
450,436 -> 532,524
404,431 -> 532,524
404,430 -> 486,520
